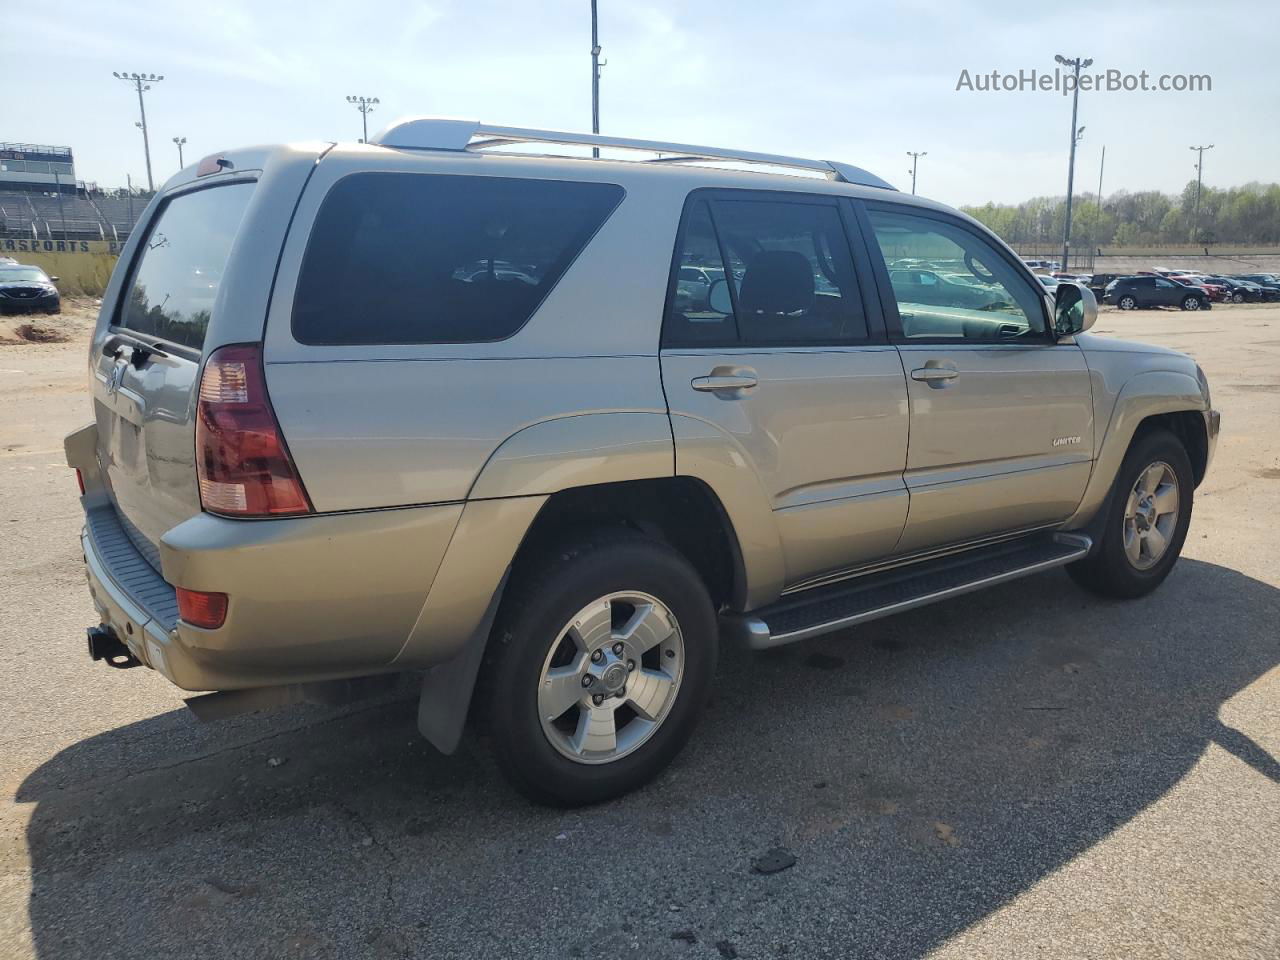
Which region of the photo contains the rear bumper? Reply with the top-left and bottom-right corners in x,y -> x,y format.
82,509 -> 180,681
66,413 -> 544,694
80,499 -> 466,691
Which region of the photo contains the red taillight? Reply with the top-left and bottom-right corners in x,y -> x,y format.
176,587 -> 229,629
75,468 -> 85,495
195,344 -> 311,516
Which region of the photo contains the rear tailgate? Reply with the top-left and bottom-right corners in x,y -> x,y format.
89,145 -> 329,569
93,182 -> 256,565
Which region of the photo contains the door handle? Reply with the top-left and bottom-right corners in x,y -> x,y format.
691,373 -> 758,394
910,366 -> 959,384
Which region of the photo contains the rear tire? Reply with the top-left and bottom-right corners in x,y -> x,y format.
485,530 -> 717,806
1067,429 -> 1193,599
1232,292 -> 1245,304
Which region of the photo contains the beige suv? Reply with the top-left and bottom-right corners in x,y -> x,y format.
65,119 -> 1220,804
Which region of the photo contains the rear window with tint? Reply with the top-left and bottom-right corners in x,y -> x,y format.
117,182 -> 255,351
292,173 -> 624,345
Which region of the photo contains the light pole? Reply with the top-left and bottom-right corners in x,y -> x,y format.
1054,53 -> 1092,271
173,136 -> 187,169
112,72 -> 164,192
906,151 -> 927,195
590,0 -> 606,158
347,95 -> 380,143
1189,144 -> 1214,243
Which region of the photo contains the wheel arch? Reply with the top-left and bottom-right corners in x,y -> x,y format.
1064,368 -> 1206,530
513,476 -> 749,613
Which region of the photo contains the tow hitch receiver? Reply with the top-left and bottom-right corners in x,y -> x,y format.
87,626 -> 142,669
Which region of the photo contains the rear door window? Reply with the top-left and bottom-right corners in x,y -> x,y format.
292,173 -> 623,345
117,182 -> 255,351
663,194 -> 869,347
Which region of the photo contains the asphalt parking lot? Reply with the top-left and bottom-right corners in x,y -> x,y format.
1,302 -> 1277,960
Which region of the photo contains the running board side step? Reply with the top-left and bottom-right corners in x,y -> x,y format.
727,533 -> 1092,650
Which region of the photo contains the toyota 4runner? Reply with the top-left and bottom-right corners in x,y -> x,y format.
65,119 -> 1220,805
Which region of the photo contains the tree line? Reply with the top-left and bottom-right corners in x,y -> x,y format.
961,181 -> 1280,249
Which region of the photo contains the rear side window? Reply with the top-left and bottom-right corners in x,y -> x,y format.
117,182 -> 255,351
293,173 -> 623,345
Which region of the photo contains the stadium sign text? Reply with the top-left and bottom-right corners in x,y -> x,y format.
2,238 -> 126,254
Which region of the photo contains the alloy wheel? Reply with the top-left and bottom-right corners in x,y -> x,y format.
1122,461 -> 1180,570
537,592 -> 684,764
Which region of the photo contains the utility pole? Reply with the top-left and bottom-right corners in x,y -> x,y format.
1054,54 -> 1092,271
1090,145 -> 1105,271
906,151 -> 927,195
173,136 -> 187,169
113,72 -> 165,192
1189,144 -> 1214,243
126,174 -> 134,237
346,95 -> 380,143
590,1 -> 604,158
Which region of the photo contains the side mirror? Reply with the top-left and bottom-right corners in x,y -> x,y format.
49,276 -> 61,283
707,277 -> 734,315
1054,282 -> 1096,337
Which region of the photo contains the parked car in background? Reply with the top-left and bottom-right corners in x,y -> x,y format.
674,263 -> 727,313
1206,277 -> 1265,303
1104,275 -> 1211,311
1233,274 -> 1280,297
1023,258 -> 1060,271
1172,277 -> 1228,302
0,264 -> 61,314
1087,273 -> 1123,297
1036,274 -> 1060,291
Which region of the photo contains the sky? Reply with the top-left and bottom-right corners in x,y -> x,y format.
5,0 -> 1276,209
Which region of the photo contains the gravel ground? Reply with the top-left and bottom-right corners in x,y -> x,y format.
1,303 -> 1277,960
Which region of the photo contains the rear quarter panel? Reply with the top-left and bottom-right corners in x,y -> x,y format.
262,148 -> 684,512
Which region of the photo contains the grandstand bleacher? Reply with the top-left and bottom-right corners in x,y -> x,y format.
1,141 -> 146,241
0,189 -> 145,242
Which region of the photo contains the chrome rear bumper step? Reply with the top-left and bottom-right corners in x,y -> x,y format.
731,533 -> 1092,650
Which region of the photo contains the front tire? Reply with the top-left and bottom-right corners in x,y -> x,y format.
1118,295 -> 1137,310
1068,429 -> 1194,599
485,530 -> 717,806
1181,295 -> 1202,311
1232,292 -> 1245,304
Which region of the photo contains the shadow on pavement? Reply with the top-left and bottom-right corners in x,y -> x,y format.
16,558 -> 1279,959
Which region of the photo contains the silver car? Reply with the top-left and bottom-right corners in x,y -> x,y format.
66,119 -> 1219,804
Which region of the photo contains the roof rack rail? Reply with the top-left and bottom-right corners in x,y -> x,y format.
369,117 -> 896,191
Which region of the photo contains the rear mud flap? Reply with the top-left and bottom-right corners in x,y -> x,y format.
416,572 -> 508,755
